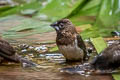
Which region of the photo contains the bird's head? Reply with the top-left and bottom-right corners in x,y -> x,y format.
50,19 -> 76,33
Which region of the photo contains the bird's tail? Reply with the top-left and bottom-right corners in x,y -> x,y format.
0,52 -> 37,67
0,52 -> 19,62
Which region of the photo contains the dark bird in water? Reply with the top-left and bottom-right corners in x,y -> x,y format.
50,19 -> 88,62
61,43 -> 120,74
111,31 -> 120,37
0,38 -> 37,67
91,43 -> 120,70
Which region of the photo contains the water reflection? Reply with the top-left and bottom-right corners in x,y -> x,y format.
0,53 -> 113,80
0,66 -> 113,80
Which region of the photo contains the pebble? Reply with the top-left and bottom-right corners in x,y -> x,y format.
28,54 -> 34,58
77,71 -> 85,74
21,49 -> 27,52
18,44 -> 29,49
34,45 -> 48,52
85,74 -> 90,77
83,63 -> 89,66
86,72 -> 91,75
34,47 -> 41,51
29,46 -> 34,49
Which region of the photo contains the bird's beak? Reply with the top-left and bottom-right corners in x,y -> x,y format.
50,22 -> 59,31
50,22 -> 58,27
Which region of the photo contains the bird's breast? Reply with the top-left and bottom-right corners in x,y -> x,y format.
58,40 -> 84,61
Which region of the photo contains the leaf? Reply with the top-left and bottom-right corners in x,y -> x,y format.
81,25 -> 116,39
69,0 -> 101,26
70,0 -> 120,38
34,0 -> 84,22
94,0 -> 120,30
0,1 -> 42,17
0,15 -> 54,38
90,37 -> 107,53
113,74 -> 120,80
0,6 -> 15,12
49,46 -> 58,52
81,27 -> 100,39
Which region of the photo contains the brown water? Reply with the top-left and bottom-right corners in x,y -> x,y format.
0,47 -> 114,80
0,62 -> 113,80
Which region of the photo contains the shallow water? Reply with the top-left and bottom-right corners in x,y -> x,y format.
0,51 -> 113,80
0,61 -> 113,80
0,36 -> 118,80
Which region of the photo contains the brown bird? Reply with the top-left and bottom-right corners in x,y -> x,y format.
50,19 -> 88,62
0,38 -> 37,67
91,43 -> 120,70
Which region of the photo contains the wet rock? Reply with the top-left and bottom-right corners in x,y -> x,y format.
17,43 -> 49,54
45,54 -> 64,60
86,72 -> 91,75
39,53 -> 65,63
36,65 -> 54,69
60,63 -> 93,76
28,54 -> 34,58
39,54 -> 45,57
34,47 -> 41,52
34,45 -> 48,52
29,46 -> 34,49
77,71 -> 85,75
83,63 -> 89,66
85,74 -> 90,77
21,49 -> 27,53
18,44 -> 29,50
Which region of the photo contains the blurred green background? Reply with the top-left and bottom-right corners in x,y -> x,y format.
0,0 -> 120,39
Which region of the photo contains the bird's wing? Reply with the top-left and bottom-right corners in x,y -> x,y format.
77,34 -> 88,60
101,43 -> 120,61
108,44 -> 120,62
77,35 -> 86,50
0,39 -> 15,56
112,49 -> 120,62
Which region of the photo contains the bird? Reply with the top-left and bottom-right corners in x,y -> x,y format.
91,43 -> 120,70
111,31 -> 120,37
50,19 -> 88,62
0,38 -> 37,67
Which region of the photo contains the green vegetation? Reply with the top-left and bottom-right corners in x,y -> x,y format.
0,0 -> 120,39
49,46 -> 58,52
90,37 -> 107,54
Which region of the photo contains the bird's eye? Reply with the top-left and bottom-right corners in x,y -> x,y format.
60,23 -> 64,26
59,23 -> 64,29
